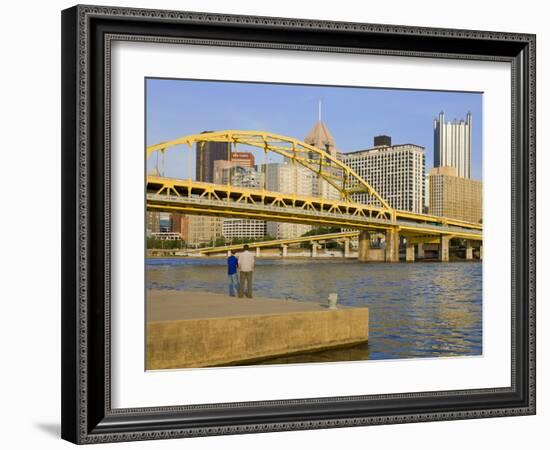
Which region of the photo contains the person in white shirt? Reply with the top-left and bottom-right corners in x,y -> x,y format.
237,244 -> 255,298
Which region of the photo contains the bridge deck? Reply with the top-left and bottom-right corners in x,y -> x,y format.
146,176 -> 482,240
147,192 -> 482,240
190,231 -> 359,254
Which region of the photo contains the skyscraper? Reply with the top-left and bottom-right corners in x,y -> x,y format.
304,119 -> 340,200
264,162 -> 313,239
212,152 -> 266,240
170,213 -> 189,242
195,131 -> 230,182
220,165 -> 267,239
185,215 -> 223,247
231,152 -> 255,168
159,213 -> 171,232
304,120 -> 337,157
342,137 -> 425,214
428,166 -> 482,223
146,211 -> 160,236
223,219 -> 266,240
433,112 -> 472,179
212,152 -> 256,185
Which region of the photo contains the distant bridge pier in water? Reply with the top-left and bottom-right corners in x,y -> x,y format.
385,228 -> 400,263
439,235 -> 450,262
281,244 -> 288,257
357,230 -> 396,263
343,238 -> 351,258
417,243 -> 425,259
357,231 -> 371,263
406,241 -> 415,262
311,242 -> 320,258
466,240 -> 473,260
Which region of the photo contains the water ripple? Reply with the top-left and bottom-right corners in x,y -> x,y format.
147,258 -> 482,361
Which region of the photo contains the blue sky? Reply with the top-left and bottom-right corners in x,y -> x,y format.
146,78 -> 482,180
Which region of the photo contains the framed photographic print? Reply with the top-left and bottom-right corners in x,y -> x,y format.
61,4 -> 536,444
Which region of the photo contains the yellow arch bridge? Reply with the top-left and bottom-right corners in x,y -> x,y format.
147,130 -> 482,262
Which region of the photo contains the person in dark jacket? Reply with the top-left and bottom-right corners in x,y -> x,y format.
227,250 -> 239,297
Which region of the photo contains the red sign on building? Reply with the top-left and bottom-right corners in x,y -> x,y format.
231,152 -> 254,167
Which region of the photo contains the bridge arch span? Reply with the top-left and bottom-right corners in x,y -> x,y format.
147,130 -> 393,212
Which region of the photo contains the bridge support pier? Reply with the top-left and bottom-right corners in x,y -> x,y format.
479,245 -> 483,260
311,242 -> 319,258
439,236 -> 450,262
417,243 -> 425,259
344,238 -> 350,258
405,241 -> 415,262
465,240 -> 473,260
281,244 -> 288,257
256,247 -> 261,257
357,231 -> 371,262
385,228 -> 399,263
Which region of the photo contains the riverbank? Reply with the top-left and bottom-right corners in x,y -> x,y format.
146,290 -> 369,369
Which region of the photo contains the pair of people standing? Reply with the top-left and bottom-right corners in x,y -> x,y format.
227,244 -> 255,298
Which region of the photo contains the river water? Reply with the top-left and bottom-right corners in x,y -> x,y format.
147,258 -> 482,363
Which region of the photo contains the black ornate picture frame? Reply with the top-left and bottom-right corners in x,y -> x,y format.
61,4 -> 536,444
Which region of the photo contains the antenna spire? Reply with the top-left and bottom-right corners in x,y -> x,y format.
318,100 -> 322,121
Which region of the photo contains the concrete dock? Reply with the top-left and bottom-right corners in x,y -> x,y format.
146,290 -> 369,369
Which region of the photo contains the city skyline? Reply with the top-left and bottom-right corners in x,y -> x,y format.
146,78 -> 483,180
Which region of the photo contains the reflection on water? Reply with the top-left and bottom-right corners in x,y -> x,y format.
147,258 -> 482,362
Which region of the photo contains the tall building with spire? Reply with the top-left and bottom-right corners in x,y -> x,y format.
303,103 -> 340,200
304,120 -> 338,158
433,112 -> 472,179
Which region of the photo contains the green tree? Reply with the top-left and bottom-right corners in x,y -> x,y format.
299,227 -> 342,247
301,227 -> 341,237
147,237 -> 185,249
